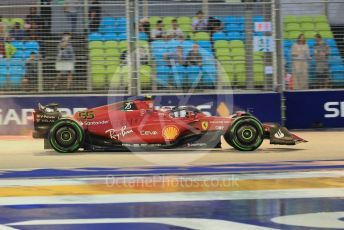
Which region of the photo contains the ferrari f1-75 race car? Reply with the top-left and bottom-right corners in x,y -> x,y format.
33,97 -> 306,153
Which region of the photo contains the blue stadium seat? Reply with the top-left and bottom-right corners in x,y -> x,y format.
187,65 -> 201,87
202,65 -> 216,86
9,65 -> 25,87
0,65 -> 8,76
197,41 -> 212,53
237,16 -> 245,24
307,39 -> 316,48
171,65 -> 186,88
156,65 -> 170,87
0,60 -> 7,67
225,23 -> 244,32
330,47 -> 340,57
88,33 -> 103,41
252,16 -> 264,22
330,65 -> 344,84
9,59 -> 25,67
116,17 -> 127,26
139,32 -> 148,41
117,33 -> 127,41
329,56 -> 343,67
100,17 -> 116,27
25,41 -> 39,52
224,16 -> 237,24
11,41 -> 24,50
212,31 -> 227,41
103,33 -> 117,41
325,39 -> 337,47
227,32 -> 244,41
99,26 -> 116,34
116,25 -> 127,34
13,50 -> 25,59
24,50 -> 38,59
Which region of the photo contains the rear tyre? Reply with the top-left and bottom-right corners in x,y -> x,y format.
224,116 -> 264,151
48,119 -> 85,153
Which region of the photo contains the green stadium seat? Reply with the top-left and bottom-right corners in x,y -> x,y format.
138,40 -> 149,49
304,31 -> 316,39
104,41 -> 117,49
229,40 -> 244,49
253,54 -> 264,64
285,23 -> 300,32
177,16 -> 191,26
118,41 -> 128,52
253,63 -> 264,85
217,55 -> 231,63
214,40 -> 229,49
111,65 -> 130,87
284,15 -> 298,24
230,48 -> 245,57
301,22 -> 315,31
104,48 -> 120,57
299,15 -> 313,23
89,41 -> 103,50
315,22 -> 330,31
11,18 -> 24,28
106,64 -> 119,75
91,65 -> 107,88
163,16 -> 175,30
234,64 -> 246,86
313,15 -> 328,23
90,48 -> 105,57
149,16 -> 162,27
215,49 -> 230,57
140,65 -> 152,88
193,32 -> 210,41
319,31 -> 333,39
222,64 -> 235,86
232,55 -> 245,64
179,24 -> 192,33
287,31 -> 301,40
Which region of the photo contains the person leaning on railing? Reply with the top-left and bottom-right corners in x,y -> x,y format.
291,33 -> 310,90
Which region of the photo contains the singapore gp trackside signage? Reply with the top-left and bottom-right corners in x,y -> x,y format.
285,90 -> 344,129
0,93 -> 281,135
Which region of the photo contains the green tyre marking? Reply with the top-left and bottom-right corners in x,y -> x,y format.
227,117 -> 264,151
49,119 -> 85,153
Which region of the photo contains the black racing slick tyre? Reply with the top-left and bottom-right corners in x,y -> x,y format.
224,116 -> 264,151
48,119 -> 85,153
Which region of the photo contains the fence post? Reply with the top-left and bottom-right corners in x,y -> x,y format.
127,0 -> 139,96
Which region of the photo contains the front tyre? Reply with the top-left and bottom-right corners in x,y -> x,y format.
48,119 -> 85,153
224,116 -> 264,151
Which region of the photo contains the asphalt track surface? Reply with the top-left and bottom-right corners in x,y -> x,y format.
0,131 -> 343,230
0,131 -> 343,170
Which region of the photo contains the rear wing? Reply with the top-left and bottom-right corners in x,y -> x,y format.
32,103 -> 62,138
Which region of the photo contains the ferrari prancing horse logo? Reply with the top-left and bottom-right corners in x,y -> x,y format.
201,121 -> 209,131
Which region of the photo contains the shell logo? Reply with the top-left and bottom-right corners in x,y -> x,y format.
163,125 -> 179,141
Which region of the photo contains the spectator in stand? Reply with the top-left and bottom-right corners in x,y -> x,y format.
186,44 -> 203,67
164,46 -> 185,67
313,33 -> 330,88
25,7 -> 42,40
139,17 -> 150,40
0,16 -> 8,41
207,16 -> 223,37
89,0 -> 101,33
22,52 -> 38,91
40,0 -> 52,36
54,33 -> 75,90
151,20 -> 164,40
64,0 -> 79,33
291,34 -> 310,90
167,19 -> 184,39
10,22 -> 25,41
192,10 -> 208,32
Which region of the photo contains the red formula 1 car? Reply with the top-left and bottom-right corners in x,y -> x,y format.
33,97 -> 306,153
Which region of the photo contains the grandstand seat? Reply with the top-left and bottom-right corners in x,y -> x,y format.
99,26 -> 116,34
100,17 -> 116,27
330,47 -> 340,57
117,33 -> 127,41
253,63 -> 264,85
118,41 -> 128,52
91,65 -> 107,88
299,15 -> 313,23
325,39 -> 337,47
11,41 -> 24,50
110,65 -> 129,88
103,41 -> 117,49
229,40 -> 244,49
116,25 -> 127,34
163,16 -> 175,29
116,17 -> 127,26
304,31 -> 317,39
212,32 -> 227,41
156,65 -> 170,87
319,31 -> 333,39
171,65 -> 186,88
234,64 -> 246,86
225,23 -> 243,32
330,65 -> 344,84
214,40 -> 229,49
315,22 -> 330,31
313,15 -> 328,23
177,16 -> 191,26
89,41 -> 104,49
227,32 -> 244,41
13,50 -> 24,59
202,65 -> 216,86
307,39 -> 316,48
329,56 -> 343,67
252,16 -> 264,22
139,32 -> 148,41
25,41 -> 39,51
194,32 -> 210,41
103,33 -> 117,41
287,31 -> 301,40
285,23 -> 301,31
230,48 -> 245,57
11,18 -> 25,28
140,65 -> 152,88
149,16 -> 162,27
104,48 -> 120,58
284,15 -> 298,24
88,33 -> 103,41
223,16 -> 237,24
222,64 -> 234,85
283,40 -> 293,48
215,48 -> 230,57
187,65 -> 201,87
197,41 -> 212,53
232,56 -> 245,65
301,22 -> 314,31
8,65 -> 24,87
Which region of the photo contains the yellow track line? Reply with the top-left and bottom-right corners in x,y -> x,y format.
1,177 -> 343,197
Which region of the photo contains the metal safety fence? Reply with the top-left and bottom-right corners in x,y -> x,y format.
280,0 -> 344,90
1,0 -> 342,94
